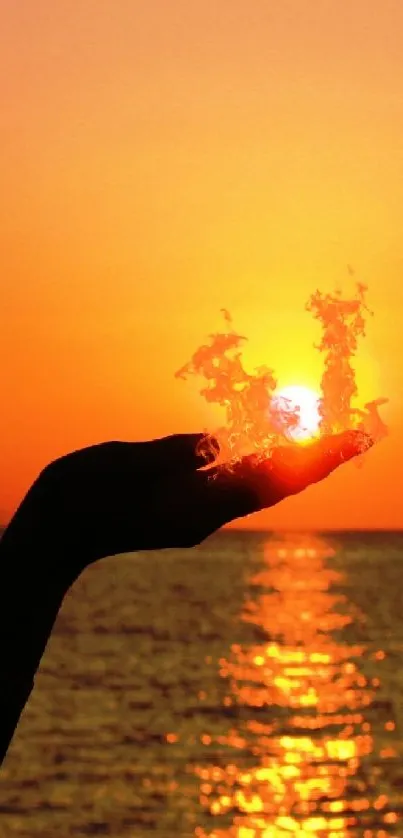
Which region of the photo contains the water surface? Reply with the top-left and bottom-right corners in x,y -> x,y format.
1,531 -> 403,836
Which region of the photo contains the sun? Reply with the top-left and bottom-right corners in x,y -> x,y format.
271,384 -> 322,443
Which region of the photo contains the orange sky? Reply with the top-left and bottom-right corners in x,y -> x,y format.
0,1 -> 402,530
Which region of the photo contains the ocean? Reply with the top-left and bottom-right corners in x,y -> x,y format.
1,530 -> 403,837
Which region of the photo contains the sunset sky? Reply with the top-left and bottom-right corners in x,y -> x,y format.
1,1 -> 402,530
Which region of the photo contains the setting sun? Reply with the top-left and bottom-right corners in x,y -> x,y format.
272,385 -> 322,443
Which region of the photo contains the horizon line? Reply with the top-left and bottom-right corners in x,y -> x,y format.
224,526 -> 403,534
0,524 -> 402,534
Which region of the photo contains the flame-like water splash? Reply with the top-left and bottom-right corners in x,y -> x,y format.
306,283 -> 387,439
175,284 -> 388,463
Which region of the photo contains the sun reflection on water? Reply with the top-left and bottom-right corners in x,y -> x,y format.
189,536 -> 399,837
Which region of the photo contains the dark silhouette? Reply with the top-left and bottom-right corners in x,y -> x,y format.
0,429 -> 371,765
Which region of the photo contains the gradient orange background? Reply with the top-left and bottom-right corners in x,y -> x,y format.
0,1 -> 401,529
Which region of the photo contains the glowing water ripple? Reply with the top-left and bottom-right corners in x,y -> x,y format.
190,536 -> 401,837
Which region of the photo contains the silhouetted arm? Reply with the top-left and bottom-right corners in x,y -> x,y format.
0,429 -> 370,765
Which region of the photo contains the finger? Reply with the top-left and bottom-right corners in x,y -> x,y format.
253,429 -> 373,501
300,429 -> 373,484
47,433 -> 220,483
138,433 -> 220,473
272,429 -> 373,491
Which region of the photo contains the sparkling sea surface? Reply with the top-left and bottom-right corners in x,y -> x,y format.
1,530 -> 403,837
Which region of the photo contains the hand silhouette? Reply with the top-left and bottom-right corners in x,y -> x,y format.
2,428 -> 371,581
0,428 -> 371,764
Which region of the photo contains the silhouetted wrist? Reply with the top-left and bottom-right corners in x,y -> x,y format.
0,515 -> 72,764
